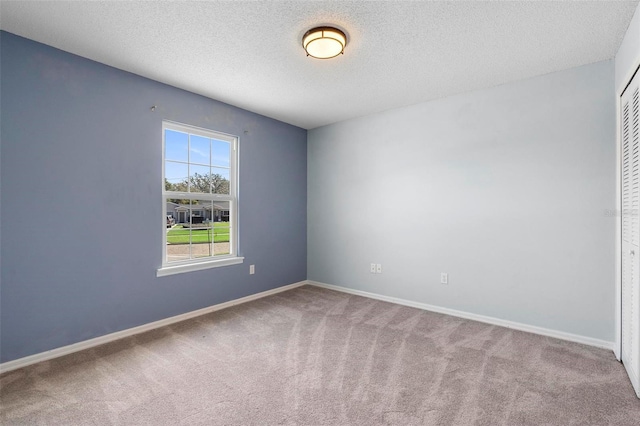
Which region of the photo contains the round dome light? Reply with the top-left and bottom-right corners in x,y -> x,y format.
302,27 -> 347,59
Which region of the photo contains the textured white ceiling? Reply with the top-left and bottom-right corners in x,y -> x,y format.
1,1 -> 638,129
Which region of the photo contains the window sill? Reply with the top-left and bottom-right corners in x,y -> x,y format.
157,256 -> 244,277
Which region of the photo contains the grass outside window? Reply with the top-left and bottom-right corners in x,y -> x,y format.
167,222 -> 230,244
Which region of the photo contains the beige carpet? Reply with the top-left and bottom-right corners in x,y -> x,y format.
1,285 -> 639,425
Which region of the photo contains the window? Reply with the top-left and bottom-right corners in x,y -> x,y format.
158,121 -> 243,276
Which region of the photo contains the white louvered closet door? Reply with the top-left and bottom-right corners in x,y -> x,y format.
622,68 -> 640,398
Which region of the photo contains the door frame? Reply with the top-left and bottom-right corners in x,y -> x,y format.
617,62 -> 640,361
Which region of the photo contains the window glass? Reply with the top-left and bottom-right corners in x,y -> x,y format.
162,122 -> 238,268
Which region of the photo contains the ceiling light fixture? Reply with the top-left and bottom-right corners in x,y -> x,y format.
302,26 -> 347,59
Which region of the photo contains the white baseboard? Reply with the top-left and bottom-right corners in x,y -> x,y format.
308,281 -> 615,351
2,279 -> 615,375
0,281 -> 307,374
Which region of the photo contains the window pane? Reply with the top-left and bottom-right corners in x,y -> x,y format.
165,203 -> 177,225
190,200 -> 214,259
214,222 -> 231,256
165,130 -> 188,162
166,199 -> 191,262
211,167 -> 230,194
212,139 -> 230,167
162,122 -> 237,268
212,201 -> 230,222
165,162 -> 188,191
212,201 -> 230,256
189,164 -> 211,193
190,135 -> 210,165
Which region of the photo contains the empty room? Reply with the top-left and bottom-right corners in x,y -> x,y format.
2,0 -> 640,424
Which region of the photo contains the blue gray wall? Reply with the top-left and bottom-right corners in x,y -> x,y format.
308,60 -> 616,343
0,32 -> 307,363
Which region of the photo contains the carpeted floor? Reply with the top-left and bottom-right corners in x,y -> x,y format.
1,285 -> 639,425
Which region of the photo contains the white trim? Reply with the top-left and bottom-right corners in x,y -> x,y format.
2,279 -> 615,374
162,120 -> 239,269
0,281 -> 306,374
157,256 -> 244,277
617,57 -> 640,99
616,27 -> 640,361
616,74 -> 623,361
162,120 -> 237,144
308,281 -> 615,351
623,356 -> 640,398
616,63 -> 640,361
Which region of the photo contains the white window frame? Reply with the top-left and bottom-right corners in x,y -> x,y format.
157,121 -> 243,277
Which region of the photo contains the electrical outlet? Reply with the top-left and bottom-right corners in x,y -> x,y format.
441,273 -> 448,284
370,263 -> 376,273
376,264 -> 382,274
250,265 -> 255,275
